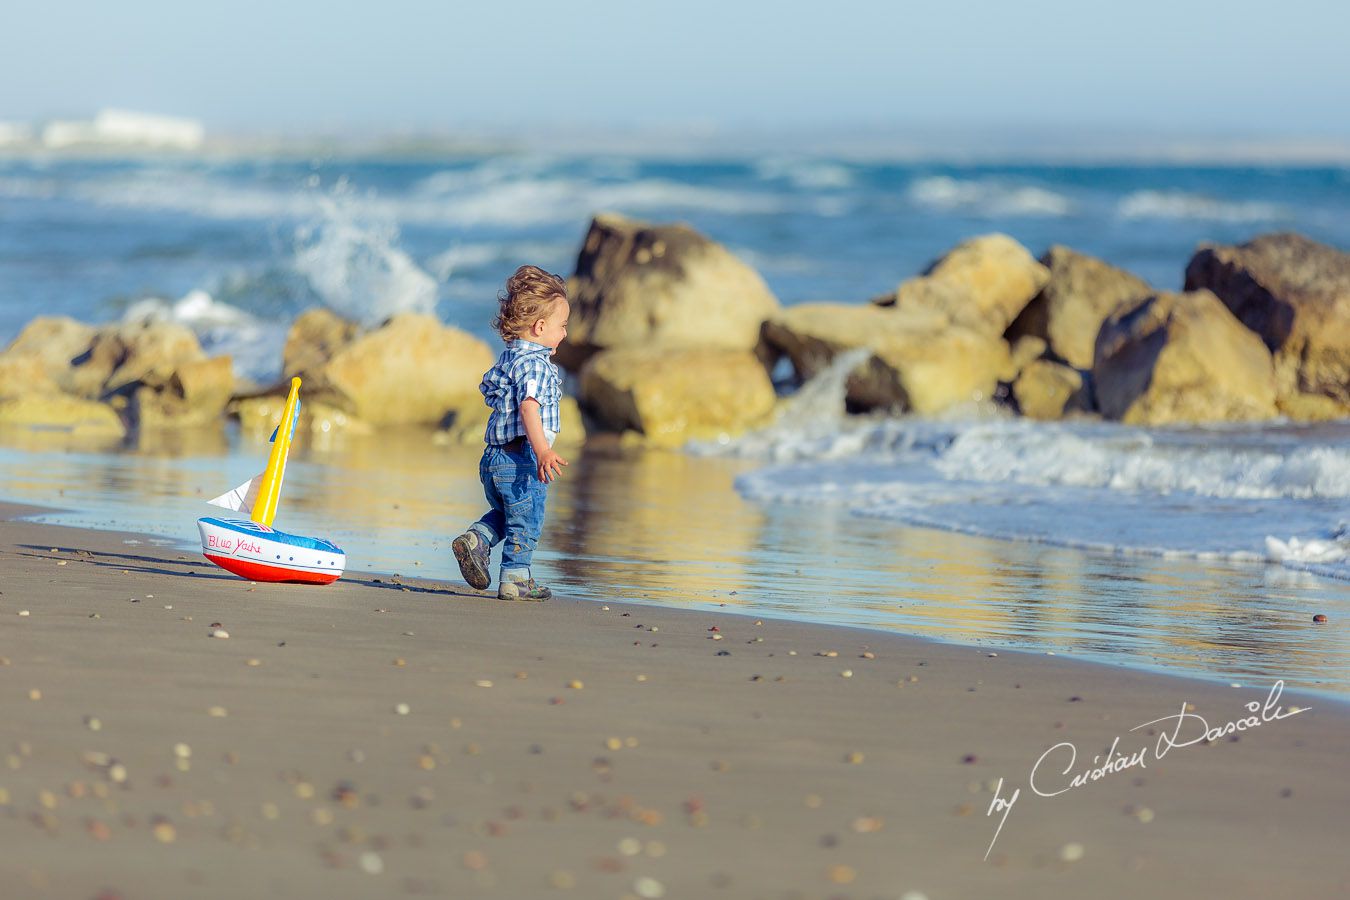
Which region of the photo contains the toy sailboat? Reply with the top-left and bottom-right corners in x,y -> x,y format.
196,377 -> 345,584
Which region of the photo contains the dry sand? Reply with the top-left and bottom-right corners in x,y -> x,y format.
2,502 -> 1348,900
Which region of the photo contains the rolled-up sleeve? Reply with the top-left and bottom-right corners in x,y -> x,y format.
515,358 -> 542,405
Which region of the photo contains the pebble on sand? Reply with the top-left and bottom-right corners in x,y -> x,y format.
395,703 -> 411,715
210,629 -> 229,639
633,876 -> 666,898
359,851 -> 384,874
567,680 -> 584,690
1059,842 -> 1085,862
1314,614 -> 1328,623
829,864 -> 856,884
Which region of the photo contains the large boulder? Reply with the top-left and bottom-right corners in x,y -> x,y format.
579,348 -> 775,446
1092,290 -> 1278,425
1184,233 -> 1350,416
763,303 -> 1011,414
283,307 -> 361,378
68,319 -> 206,398
298,312 -> 496,426
437,395 -> 587,448
0,355 -> 58,400
0,317 -> 97,391
0,394 -> 125,438
876,234 -> 1050,337
130,356 -> 235,429
1013,359 -> 1093,420
559,214 -> 780,371
2,316 -> 235,430
231,394 -> 374,441
1006,246 -> 1153,370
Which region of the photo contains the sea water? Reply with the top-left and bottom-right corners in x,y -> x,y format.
0,152 -> 1347,696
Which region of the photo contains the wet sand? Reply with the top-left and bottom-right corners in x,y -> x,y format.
2,502 -> 1348,900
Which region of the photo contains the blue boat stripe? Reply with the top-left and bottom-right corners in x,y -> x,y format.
198,517 -> 344,554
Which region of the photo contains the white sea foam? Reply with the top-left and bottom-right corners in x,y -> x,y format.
64,163 -> 789,227
727,410 -> 1350,581
425,240 -> 575,283
931,421 -> 1350,499
291,184 -> 437,325
427,177 -> 786,226
907,176 -> 1073,217
121,289 -> 282,383
1117,190 -> 1286,222
753,158 -> 855,189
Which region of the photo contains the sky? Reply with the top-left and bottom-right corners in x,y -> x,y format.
3,0 -> 1349,143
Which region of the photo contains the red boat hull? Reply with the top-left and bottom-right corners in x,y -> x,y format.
203,552 -> 342,585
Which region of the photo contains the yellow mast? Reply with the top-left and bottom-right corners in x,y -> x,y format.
250,377 -> 301,527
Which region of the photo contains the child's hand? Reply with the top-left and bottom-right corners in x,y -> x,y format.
537,449 -> 569,483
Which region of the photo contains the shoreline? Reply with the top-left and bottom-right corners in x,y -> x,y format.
7,497 -> 1349,706
4,506 -> 1349,898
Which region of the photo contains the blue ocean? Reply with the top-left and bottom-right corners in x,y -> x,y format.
1,153 -> 1347,694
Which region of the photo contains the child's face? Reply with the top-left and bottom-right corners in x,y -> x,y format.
530,297 -> 569,351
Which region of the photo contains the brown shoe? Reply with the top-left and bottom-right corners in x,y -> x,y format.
452,531 -> 491,590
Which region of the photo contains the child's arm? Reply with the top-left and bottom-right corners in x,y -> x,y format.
520,398 -> 569,483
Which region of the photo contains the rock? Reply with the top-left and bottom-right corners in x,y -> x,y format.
579,348 -> 775,446
282,308 -> 361,377
1092,290 -> 1278,425
0,316 -> 97,390
1008,335 -> 1048,377
559,214 -> 780,371
0,355 -> 58,400
762,303 -> 1011,414
303,313 -> 495,426
1013,359 -> 1093,420
877,234 -> 1050,336
435,400 -> 490,446
1184,233 -> 1350,416
0,394 -> 126,438
130,356 -> 235,429
436,395 -> 586,447
1006,246 -> 1154,369
231,394 -> 373,439
71,320 -> 206,398
1277,391 -> 1349,422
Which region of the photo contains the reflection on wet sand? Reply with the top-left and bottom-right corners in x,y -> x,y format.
0,430 -> 1345,695
547,446 -> 768,605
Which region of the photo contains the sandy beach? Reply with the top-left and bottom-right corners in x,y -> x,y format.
2,501 -> 1348,900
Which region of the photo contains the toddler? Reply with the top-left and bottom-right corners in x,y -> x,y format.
452,265 -> 569,600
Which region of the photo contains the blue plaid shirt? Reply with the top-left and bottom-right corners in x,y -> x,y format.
480,340 -> 563,446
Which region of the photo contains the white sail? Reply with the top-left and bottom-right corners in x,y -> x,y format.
208,474 -> 264,514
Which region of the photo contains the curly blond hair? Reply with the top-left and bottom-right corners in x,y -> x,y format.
492,265 -> 567,342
